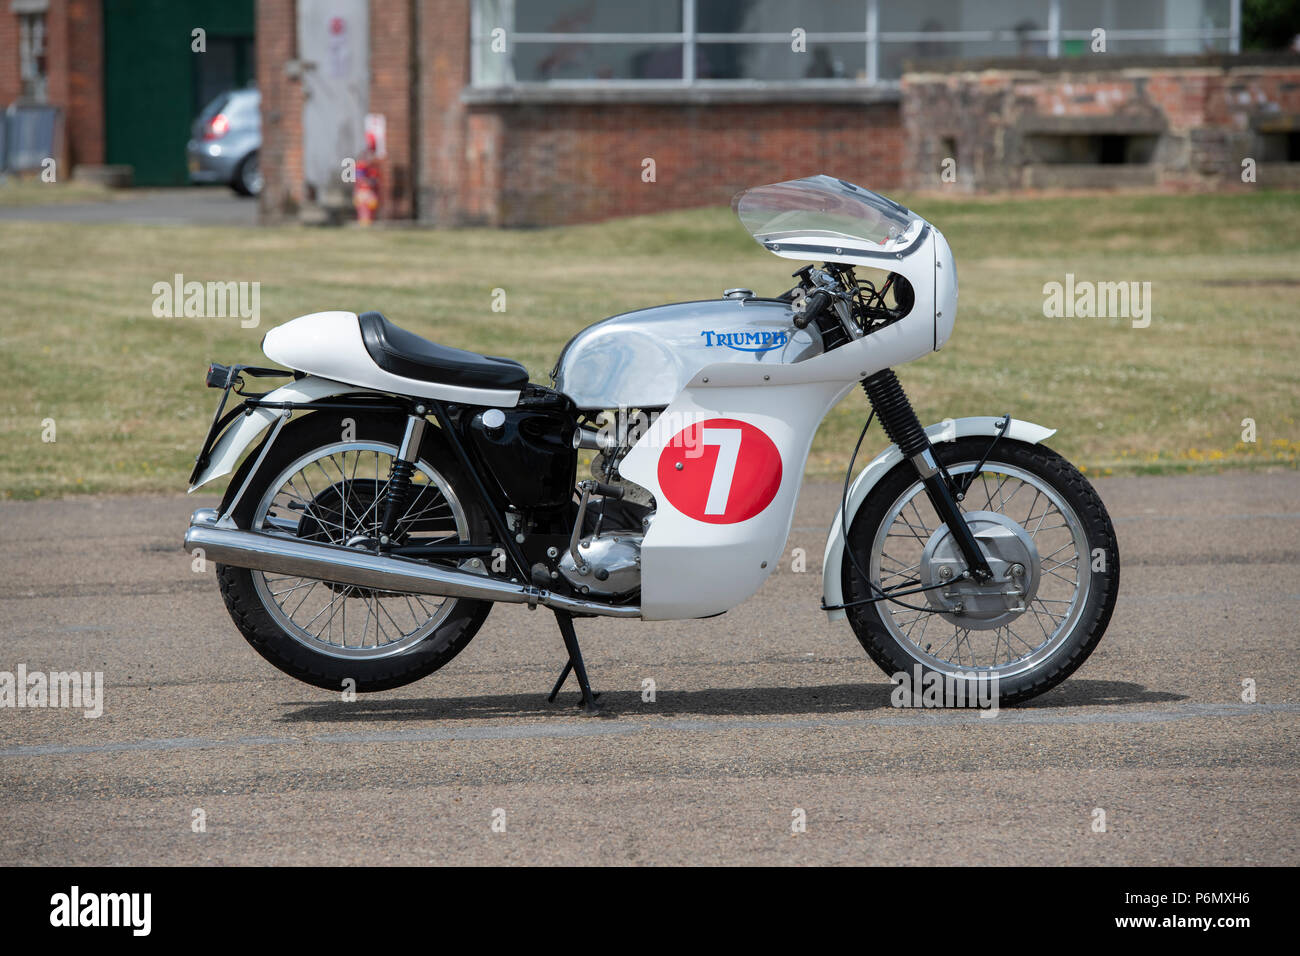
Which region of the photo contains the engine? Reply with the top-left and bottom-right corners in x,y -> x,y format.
558,532 -> 642,598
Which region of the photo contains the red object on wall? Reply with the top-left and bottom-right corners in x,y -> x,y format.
353,131 -> 381,225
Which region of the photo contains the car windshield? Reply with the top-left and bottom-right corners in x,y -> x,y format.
732,175 -> 922,250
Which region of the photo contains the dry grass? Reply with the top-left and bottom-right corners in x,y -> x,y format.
1,189 -> 1297,499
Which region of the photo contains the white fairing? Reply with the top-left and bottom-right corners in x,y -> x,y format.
933,228 -> 958,349
618,220 -> 956,619
819,416 -> 1057,622
262,311 -> 523,408
620,379 -> 850,619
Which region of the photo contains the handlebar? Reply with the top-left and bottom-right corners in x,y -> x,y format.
793,289 -> 833,329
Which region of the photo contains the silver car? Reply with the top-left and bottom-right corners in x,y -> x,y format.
186,88 -> 261,196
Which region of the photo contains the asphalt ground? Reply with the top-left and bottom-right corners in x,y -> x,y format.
0,187 -> 257,226
0,471 -> 1296,865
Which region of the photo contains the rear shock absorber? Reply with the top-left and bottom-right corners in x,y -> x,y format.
861,370 -> 993,582
378,412 -> 427,546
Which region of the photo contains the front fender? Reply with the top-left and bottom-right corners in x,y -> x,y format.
187,376 -> 369,492
821,416 -> 1057,621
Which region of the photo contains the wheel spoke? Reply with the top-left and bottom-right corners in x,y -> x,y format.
250,438 -> 471,658
866,459 -> 1091,677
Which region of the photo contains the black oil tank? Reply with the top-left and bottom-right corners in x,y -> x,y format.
466,406 -> 577,511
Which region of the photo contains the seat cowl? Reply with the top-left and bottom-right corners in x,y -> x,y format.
358,311 -> 529,391
260,310 -> 523,408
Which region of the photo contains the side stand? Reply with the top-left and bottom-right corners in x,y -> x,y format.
547,611 -> 603,715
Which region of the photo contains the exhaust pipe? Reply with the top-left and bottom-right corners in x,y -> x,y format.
184,510 -> 640,619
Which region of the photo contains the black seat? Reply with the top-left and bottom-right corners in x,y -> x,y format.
358,311 -> 528,391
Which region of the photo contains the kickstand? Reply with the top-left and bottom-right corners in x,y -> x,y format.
547,611 -> 603,715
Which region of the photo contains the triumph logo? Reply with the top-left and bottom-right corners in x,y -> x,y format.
700,329 -> 789,353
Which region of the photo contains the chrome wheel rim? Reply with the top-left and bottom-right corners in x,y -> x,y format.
250,441 -> 470,660
866,461 -> 1091,680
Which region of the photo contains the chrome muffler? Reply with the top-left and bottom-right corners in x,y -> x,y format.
183,509 -> 640,618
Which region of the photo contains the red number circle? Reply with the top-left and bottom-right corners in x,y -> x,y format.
656,418 -> 782,524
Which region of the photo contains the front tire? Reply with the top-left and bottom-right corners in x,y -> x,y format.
842,438 -> 1119,706
216,412 -> 492,692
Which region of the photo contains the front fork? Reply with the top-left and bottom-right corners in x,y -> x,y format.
862,369 -> 994,583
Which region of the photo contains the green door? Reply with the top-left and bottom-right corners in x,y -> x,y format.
102,0 -> 254,186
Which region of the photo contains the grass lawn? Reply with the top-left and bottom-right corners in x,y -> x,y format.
0,177 -> 125,206
1,189 -> 1297,500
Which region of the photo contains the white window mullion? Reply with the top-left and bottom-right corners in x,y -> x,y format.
683,0 -> 696,84
866,0 -> 878,85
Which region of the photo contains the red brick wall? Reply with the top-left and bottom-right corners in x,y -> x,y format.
369,0 -> 414,219
64,0 -> 103,168
417,0 -> 472,224
257,0 -> 304,218
3,0 -> 103,173
0,7 -> 20,108
902,56 -> 1300,191
485,102 -> 902,227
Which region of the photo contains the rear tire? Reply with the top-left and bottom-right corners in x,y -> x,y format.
231,151 -> 262,197
216,412 -> 492,692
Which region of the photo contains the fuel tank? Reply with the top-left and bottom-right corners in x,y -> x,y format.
552,297 -> 822,410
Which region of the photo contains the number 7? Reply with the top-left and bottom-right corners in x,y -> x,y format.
701,428 -> 742,515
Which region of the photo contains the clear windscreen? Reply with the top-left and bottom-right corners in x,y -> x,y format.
733,175 -> 920,248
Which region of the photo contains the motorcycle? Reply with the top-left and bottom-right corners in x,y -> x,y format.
183,175 -> 1119,711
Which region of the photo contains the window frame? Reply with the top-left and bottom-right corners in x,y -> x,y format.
469,0 -> 1242,90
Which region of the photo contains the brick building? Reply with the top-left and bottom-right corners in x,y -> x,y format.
258,0 -> 905,225
904,53 -> 1300,191
1,0 -> 254,185
8,1 -> 1298,221
260,0 -> 1286,226
0,0 -> 103,175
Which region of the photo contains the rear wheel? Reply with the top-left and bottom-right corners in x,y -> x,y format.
842,438 -> 1119,706
232,151 -> 262,196
216,412 -> 492,691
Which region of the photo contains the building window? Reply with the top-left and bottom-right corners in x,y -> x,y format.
1026,132 -> 1159,165
18,11 -> 49,101
470,0 -> 1241,88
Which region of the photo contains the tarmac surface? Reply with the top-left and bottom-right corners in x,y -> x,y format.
0,187 -> 257,226
0,471 -> 1296,865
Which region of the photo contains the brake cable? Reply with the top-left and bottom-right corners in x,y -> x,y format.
950,413 -> 1011,500
822,410 -> 950,614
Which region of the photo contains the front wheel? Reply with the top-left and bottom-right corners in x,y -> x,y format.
842,437 -> 1119,706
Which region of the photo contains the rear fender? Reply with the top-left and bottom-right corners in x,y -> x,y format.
187,376 -> 370,493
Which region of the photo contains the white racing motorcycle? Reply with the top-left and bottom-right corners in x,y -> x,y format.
184,175 -> 1119,711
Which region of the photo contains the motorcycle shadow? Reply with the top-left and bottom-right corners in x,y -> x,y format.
277,679 -> 1184,724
